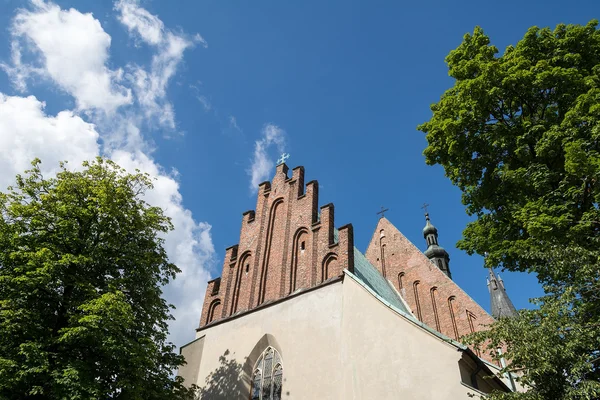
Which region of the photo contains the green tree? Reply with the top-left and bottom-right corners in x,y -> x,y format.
418,21 -> 600,399
0,159 -> 195,399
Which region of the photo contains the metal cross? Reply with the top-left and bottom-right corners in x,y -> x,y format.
277,153 -> 290,165
421,202 -> 430,215
376,206 -> 389,219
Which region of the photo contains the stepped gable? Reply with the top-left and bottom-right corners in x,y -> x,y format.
199,163 -> 354,327
365,217 -> 497,363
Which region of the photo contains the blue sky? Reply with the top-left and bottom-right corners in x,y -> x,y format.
0,0 -> 597,347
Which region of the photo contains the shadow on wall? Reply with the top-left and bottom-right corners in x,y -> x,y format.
197,350 -> 244,399
196,350 -> 290,399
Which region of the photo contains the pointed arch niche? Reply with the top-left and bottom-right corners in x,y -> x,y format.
290,227 -> 311,293
207,299 -> 221,324
413,281 -> 423,321
321,253 -> 338,282
397,272 -> 405,293
259,198 -> 285,305
231,251 -> 253,315
430,287 -> 441,332
448,296 -> 459,340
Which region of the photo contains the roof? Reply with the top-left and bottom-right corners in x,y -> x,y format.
488,268 -> 518,318
331,228 -> 408,313
352,246 -> 409,314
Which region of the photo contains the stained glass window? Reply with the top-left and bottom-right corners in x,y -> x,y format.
249,347 -> 283,400
273,364 -> 283,400
251,370 -> 262,400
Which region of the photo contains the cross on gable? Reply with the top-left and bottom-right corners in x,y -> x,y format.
277,153 -> 290,165
376,206 -> 389,218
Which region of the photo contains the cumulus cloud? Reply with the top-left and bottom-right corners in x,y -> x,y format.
248,123 -> 286,191
116,0 -> 206,129
3,0 -> 132,113
111,150 -> 214,347
0,93 -> 100,188
0,0 -> 213,347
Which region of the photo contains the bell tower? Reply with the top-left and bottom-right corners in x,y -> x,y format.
422,213 -> 451,279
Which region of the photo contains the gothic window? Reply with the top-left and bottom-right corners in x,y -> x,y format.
250,347 -> 283,400
398,272 -> 405,291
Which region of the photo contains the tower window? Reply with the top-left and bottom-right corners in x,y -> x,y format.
251,347 -> 283,400
245,264 -> 250,274
300,241 -> 305,251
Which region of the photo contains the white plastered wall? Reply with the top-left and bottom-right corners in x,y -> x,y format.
181,277 -> 496,399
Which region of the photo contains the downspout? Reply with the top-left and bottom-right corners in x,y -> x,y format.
497,348 -> 517,392
461,348 -> 512,393
470,363 -> 483,390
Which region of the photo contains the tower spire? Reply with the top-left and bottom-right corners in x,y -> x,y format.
487,268 -> 517,318
422,212 -> 451,279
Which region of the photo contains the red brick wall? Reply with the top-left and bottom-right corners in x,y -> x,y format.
199,164 -> 354,327
365,217 -> 498,364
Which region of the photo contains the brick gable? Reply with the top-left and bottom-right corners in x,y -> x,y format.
365,217 -> 498,364
199,163 -> 354,327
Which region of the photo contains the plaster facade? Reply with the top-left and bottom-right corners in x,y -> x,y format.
179,275 -> 507,399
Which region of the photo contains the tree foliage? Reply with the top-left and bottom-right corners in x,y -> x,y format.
0,159 -> 195,399
419,21 -> 600,399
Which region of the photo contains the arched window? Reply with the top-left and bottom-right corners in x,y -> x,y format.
250,346 -> 283,400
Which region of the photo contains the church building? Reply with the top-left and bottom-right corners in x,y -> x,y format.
178,162 -> 518,399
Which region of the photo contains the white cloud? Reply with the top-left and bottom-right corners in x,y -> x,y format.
248,123 -> 286,191
0,0 -> 214,348
116,0 -> 205,129
4,0 -> 132,113
110,150 -> 214,347
0,93 -> 100,189
114,0 -> 165,46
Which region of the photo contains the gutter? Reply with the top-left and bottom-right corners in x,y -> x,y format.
461,347 -> 513,393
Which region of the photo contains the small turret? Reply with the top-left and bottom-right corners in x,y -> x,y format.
487,268 -> 517,319
422,213 -> 451,279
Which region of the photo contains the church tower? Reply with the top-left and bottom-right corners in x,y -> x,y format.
422,213 -> 451,279
487,268 -> 517,318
